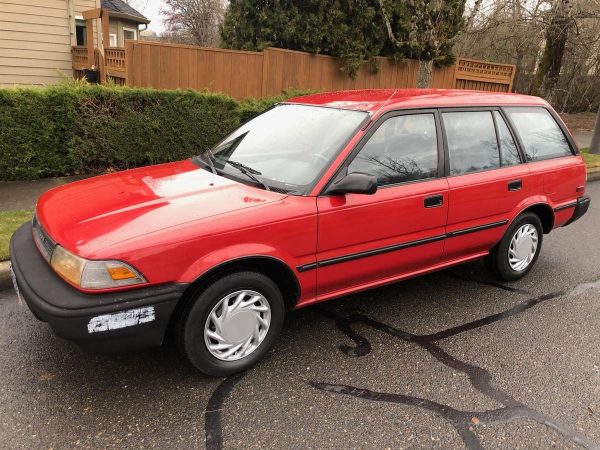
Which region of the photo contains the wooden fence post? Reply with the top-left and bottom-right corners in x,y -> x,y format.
101,9 -> 110,49
82,8 -> 102,68
261,48 -> 270,96
85,19 -> 95,67
97,49 -> 106,85
125,40 -> 134,86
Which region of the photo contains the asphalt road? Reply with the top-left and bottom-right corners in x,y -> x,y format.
1,183 -> 600,450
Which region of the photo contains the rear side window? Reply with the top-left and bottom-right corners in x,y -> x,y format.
348,113 -> 438,186
493,111 -> 521,166
505,107 -> 572,161
443,111 -> 499,175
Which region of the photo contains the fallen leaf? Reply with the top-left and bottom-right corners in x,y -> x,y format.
38,372 -> 55,381
471,417 -> 480,425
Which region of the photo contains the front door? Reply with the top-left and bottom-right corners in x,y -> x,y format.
316,111 -> 449,300
441,109 -> 531,260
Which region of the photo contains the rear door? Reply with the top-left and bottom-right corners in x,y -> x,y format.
441,108 -> 530,261
315,110 -> 449,299
503,107 -> 585,226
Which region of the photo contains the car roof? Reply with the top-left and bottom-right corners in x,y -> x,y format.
286,89 -> 549,112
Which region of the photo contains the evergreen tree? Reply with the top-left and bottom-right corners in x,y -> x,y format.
220,0 -> 465,77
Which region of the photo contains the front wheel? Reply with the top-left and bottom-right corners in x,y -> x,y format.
485,212 -> 543,282
177,271 -> 285,376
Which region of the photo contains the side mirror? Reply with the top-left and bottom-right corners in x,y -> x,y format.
325,172 -> 378,195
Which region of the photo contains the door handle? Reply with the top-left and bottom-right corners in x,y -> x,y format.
424,194 -> 444,208
508,180 -> 522,191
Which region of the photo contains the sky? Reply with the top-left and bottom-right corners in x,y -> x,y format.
130,0 -> 167,34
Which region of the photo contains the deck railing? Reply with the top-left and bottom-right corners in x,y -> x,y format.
72,45 -> 126,84
72,46 -> 89,70
105,47 -> 126,73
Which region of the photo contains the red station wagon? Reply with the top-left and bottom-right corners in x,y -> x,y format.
10,89 -> 590,375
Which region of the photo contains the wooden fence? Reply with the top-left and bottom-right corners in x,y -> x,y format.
123,42 -> 420,98
72,41 -> 516,97
431,57 -> 515,92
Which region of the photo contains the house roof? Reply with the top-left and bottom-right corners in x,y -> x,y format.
286,89 -> 548,113
101,0 -> 150,24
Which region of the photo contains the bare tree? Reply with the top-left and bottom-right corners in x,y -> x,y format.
455,0 -> 600,112
161,0 -> 225,47
530,0 -> 573,99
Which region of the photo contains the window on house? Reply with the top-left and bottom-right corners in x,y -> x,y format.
123,27 -> 137,42
109,33 -> 117,47
75,19 -> 86,46
443,111 -> 500,175
348,114 -> 438,186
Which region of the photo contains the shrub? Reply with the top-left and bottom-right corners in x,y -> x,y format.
0,83 -> 314,181
71,86 -> 239,173
237,88 -> 317,123
0,86 -> 75,180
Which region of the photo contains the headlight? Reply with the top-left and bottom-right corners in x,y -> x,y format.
51,245 -> 146,290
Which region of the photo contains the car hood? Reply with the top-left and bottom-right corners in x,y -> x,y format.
36,160 -> 286,258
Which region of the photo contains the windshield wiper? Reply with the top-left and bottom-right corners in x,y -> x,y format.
199,151 -> 218,175
225,160 -> 270,191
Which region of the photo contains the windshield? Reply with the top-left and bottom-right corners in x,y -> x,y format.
203,104 -> 368,194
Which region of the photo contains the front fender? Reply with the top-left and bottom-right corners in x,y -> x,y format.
179,243 -> 295,283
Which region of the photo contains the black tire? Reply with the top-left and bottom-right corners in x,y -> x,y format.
177,271 -> 285,376
485,212 -> 543,282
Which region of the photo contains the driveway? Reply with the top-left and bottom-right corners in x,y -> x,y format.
1,183 -> 599,449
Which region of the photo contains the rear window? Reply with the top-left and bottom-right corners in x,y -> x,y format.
505,107 -> 572,161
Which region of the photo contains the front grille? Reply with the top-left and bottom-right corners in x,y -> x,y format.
32,214 -> 56,262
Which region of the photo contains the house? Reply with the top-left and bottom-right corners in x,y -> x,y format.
0,0 -> 149,86
96,0 -> 150,48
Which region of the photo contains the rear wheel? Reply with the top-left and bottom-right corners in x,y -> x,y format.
485,212 -> 543,281
177,271 -> 284,376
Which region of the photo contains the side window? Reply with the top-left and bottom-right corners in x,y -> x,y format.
493,111 -> 521,166
443,111 -> 499,175
348,114 -> 438,186
505,107 -> 572,161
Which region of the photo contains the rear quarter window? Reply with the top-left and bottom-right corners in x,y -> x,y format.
505,107 -> 573,161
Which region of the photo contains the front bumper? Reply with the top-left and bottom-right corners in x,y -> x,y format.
10,223 -> 187,353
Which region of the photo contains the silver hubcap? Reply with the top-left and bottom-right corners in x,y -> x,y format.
508,224 -> 538,271
204,290 -> 271,361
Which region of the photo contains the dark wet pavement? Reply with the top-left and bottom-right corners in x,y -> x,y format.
1,182 -> 599,449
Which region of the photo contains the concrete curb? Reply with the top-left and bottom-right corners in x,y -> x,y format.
1,170 -> 599,293
586,167 -> 600,182
0,261 -> 12,292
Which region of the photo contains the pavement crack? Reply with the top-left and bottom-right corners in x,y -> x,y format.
313,277 -> 600,449
204,372 -> 245,450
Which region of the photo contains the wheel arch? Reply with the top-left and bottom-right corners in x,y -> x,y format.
517,202 -> 554,234
176,255 -> 301,318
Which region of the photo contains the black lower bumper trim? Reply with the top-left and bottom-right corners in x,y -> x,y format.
10,222 -> 188,353
564,196 -> 590,226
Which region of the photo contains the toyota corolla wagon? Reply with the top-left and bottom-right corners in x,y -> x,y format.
10,89 -> 590,375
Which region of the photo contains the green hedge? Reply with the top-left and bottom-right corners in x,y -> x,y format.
0,83 -> 313,181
